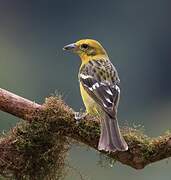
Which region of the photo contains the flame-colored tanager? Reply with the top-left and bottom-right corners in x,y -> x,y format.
63,39 -> 128,152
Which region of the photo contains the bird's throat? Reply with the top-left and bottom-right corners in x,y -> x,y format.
79,54 -> 108,65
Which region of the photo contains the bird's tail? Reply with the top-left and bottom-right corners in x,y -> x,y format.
98,113 -> 128,152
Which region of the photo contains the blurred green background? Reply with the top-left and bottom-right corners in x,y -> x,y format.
0,0 -> 171,179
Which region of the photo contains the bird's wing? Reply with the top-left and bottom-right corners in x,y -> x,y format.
79,59 -> 120,118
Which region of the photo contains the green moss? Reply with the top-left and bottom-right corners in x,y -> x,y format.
0,96 -> 72,180
12,120 -> 70,180
123,127 -> 154,159
1,95 -> 171,178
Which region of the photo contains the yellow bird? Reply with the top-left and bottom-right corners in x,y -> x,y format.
63,39 -> 128,152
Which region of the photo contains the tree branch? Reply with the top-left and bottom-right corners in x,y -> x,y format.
0,88 -> 42,120
0,87 -> 170,175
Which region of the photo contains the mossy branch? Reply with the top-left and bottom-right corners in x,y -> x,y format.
0,88 -> 171,178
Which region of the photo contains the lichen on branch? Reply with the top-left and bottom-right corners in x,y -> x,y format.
0,88 -> 171,179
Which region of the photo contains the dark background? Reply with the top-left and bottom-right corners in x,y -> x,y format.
0,0 -> 171,179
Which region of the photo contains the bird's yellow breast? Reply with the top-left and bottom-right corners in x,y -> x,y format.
80,83 -> 99,115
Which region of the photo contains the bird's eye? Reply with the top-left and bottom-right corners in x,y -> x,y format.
81,44 -> 89,49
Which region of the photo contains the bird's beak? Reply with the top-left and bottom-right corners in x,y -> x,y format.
63,43 -> 77,51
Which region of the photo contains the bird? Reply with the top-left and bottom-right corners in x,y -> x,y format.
63,39 -> 128,152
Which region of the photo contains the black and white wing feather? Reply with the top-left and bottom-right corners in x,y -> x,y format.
79,59 -> 120,118
79,59 -> 128,152
80,74 -> 120,118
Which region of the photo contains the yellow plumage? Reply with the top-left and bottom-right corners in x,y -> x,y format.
80,82 -> 99,115
63,39 -> 128,152
77,39 -> 108,115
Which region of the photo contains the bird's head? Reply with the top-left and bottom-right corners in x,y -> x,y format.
63,39 -> 108,62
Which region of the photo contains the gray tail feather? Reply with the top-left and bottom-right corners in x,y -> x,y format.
98,114 -> 128,152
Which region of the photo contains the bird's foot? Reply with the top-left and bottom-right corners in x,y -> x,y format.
74,112 -> 87,124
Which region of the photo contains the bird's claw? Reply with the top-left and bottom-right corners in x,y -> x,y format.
74,112 -> 87,124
